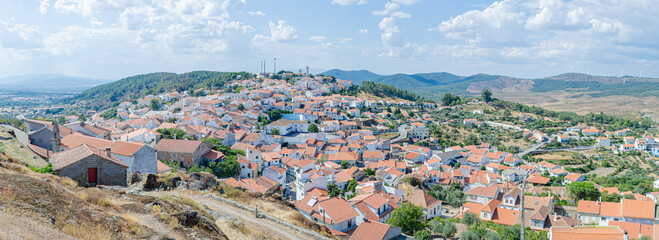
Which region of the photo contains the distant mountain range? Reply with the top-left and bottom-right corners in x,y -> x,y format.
320,69 -> 659,100
0,74 -> 111,93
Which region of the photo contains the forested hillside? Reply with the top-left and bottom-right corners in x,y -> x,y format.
321,69 -> 659,100
68,71 -> 252,110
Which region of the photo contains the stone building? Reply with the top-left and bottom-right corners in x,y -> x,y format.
52,144 -> 128,187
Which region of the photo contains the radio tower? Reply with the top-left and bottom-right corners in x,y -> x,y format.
274,58 -> 277,74
306,66 -> 309,76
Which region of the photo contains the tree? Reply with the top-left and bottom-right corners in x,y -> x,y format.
340,160 -> 350,169
78,114 -> 87,122
327,183 -> 340,197
483,231 -> 502,240
464,134 -> 480,146
386,202 -> 426,235
150,98 -> 161,110
269,111 -> 283,121
460,230 -> 480,240
237,103 -> 245,111
413,229 -> 431,240
441,222 -> 457,239
346,179 -> 358,192
364,168 -> 376,177
461,212 -> 480,227
442,93 -> 461,106
481,89 -> 493,102
567,181 -> 600,201
429,218 -> 443,233
57,116 -> 66,124
308,123 -> 319,133
271,128 -> 280,136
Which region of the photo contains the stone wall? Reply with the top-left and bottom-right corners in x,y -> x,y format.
56,154 -> 127,187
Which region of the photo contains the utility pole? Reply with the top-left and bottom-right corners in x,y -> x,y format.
520,175 -> 527,240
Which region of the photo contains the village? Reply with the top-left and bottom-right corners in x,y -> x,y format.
3,73 -> 659,240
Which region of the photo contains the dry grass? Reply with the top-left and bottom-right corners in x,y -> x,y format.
150,204 -> 161,213
75,188 -> 121,211
496,91 -> 659,120
0,211 -> 77,240
59,222 -> 119,240
157,195 -> 203,210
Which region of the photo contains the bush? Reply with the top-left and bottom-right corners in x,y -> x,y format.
461,212 -> 481,227
413,229 -> 431,240
29,163 -> 55,174
460,230 -> 480,240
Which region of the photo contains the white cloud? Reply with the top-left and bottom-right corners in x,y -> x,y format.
358,29 -> 369,34
248,11 -> 266,16
309,35 -> 327,42
392,0 -> 419,6
38,0 -> 50,14
331,0 -> 366,6
0,21 -> 43,49
373,2 -> 399,16
391,11 -> 411,18
338,37 -> 352,44
254,20 -> 299,43
379,17 -> 402,46
429,0 -> 659,65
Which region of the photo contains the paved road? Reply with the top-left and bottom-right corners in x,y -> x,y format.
1,124 -> 28,146
391,124 -> 408,143
484,121 -> 522,131
518,142 -> 545,157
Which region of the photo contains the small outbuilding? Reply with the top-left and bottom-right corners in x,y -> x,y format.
52,144 -> 128,187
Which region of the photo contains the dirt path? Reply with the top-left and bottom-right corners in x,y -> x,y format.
155,192 -> 311,240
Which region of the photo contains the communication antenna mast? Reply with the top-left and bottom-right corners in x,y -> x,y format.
274,58 -> 277,74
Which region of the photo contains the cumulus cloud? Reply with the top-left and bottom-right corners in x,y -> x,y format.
358,29 -> 369,34
248,11 -> 266,16
254,20 -> 299,43
38,0 -> 50,14
0,21 -> 43,49
373,1 -> 413,48
429,0 -> 659,65
331,0 -> 366,6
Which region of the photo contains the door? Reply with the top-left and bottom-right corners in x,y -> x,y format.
88,168 -> 97,184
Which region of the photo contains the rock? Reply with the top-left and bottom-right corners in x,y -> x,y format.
172,211 -> 199,227
171,211 -> 226,236
143,174 -> 162,191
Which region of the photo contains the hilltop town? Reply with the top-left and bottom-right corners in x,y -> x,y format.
1,72 -> 659,240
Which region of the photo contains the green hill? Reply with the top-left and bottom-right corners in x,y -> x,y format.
321,69 -> 659,101
68,71 -> 252,110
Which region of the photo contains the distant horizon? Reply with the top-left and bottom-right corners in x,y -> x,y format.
1,1 -> 658,81
1,69 -> 655,82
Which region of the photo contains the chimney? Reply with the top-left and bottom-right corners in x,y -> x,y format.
105,147 -> 111,157
553,213 -> 557,221
623,230 -> 629,240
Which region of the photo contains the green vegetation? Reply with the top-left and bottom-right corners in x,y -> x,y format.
29,163 -> 55,174
429,182 -> 464,207
327,183 -> 340,197
481,89 -> 493,102
567,182 -> 600,201
69,71 -> 251,110
308,123 -> 319,133
386,202 -> 426,235
100,107 -> 118,120
156,128 -> 191,140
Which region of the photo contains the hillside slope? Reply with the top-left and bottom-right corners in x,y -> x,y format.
0,74 -> 111,93
68,71 -> 252,110
321,69 -> 659,100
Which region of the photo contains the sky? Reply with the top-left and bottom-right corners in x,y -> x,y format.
0,0 -> 658,80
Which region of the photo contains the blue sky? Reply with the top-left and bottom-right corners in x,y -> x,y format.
0,0 -> 658,80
